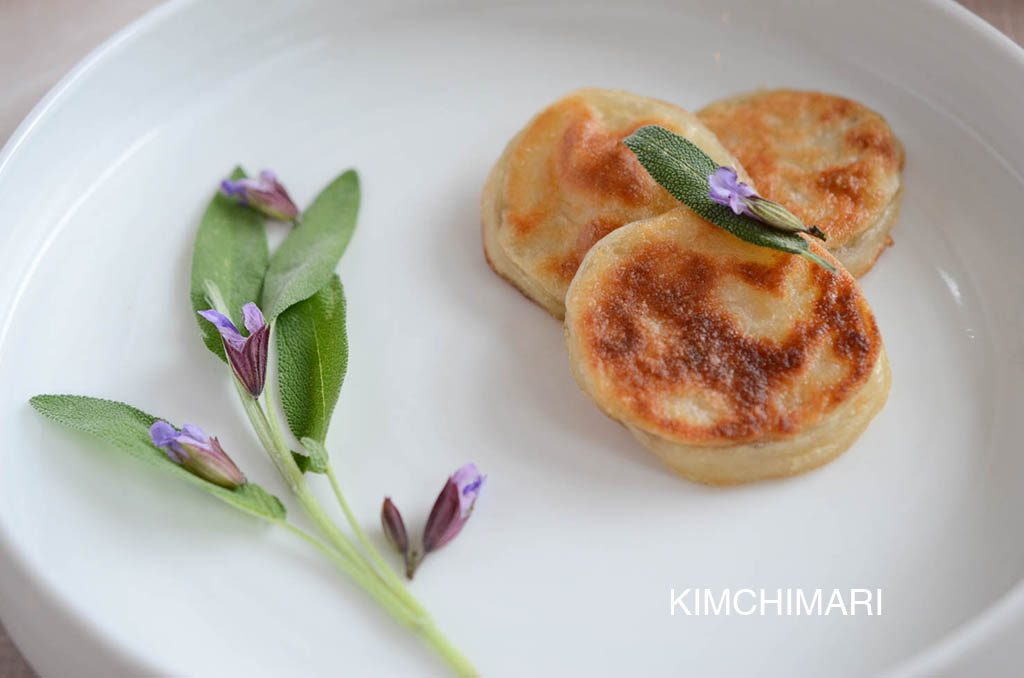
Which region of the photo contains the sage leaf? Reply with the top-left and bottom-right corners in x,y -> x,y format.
292,451 -> 323,474
296,437 -> 330,475
190,167 -> 270,361
623,126 -> 835,271
277,275 -> 347,446
261,170 -> 360,320
29,395 -> 286,521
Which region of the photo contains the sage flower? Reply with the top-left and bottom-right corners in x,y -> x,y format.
708,167 -> 826,240
198,303 -> 269,396
708,166 -> 757,215
149,421 -> 246,489
220,170 -> 299,221
422,463 -> 485,554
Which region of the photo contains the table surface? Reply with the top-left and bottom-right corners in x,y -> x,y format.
0,0 -> 1020,675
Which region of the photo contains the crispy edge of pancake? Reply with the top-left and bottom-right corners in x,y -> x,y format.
626,353 -> 890,485
563,209 -> 890,485
482,127 -> 569,317
482,88 -> 748,319
831,184 -> 903,277
698,89 -> 905,277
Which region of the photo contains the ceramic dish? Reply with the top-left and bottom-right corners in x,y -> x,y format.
1,1 -> 1023,675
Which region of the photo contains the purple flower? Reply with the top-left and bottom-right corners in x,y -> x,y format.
220,170 -> 299,221
708,167 -> 757,215
149,421 -> 246,489
198,303 -> 269,396
708,167 -> 827,240
423,463 -> 485,554
451,463 -> 485,514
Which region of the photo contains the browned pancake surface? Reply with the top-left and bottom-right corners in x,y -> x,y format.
483,88 -> 746,317
568,209 -> 883,445
698,89 -> 903,248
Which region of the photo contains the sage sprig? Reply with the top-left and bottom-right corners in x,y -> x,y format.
30,167 -> 482,677
623,125 -> 835,271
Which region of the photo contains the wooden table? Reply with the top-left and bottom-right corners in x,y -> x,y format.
0,0 -> 1019,675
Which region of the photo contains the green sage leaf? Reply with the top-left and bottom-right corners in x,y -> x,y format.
295,437 -> 330,475
277,275 -> 347,446
261,170 -> 360,320
190,167 -> 270,361
292,451 -> 322,474
623,126 -> 835,271
29,395 -> 286,521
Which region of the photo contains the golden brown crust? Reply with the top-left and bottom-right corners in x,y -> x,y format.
698,89 -> 904,261
483,88 -> 747,317
502,94 -> 675,256
566,208 -> 884,447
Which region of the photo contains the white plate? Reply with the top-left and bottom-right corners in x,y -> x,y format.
2,0 -> 1023,675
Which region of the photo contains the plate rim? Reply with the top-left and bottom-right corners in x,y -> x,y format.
0,2 -> 198,674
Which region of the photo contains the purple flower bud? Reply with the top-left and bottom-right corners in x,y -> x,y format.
423,480 -> 460,554
220,170 -> 299,221
381,497 -> 409,556
708,167 -> 826,240
422,463 -> 485,554
149,421 -> 246,489
198,303 -> 269,396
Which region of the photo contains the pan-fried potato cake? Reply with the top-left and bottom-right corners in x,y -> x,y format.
698,89 -> 904,277
564,208 -> 890,485
482,88 -> 748,318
